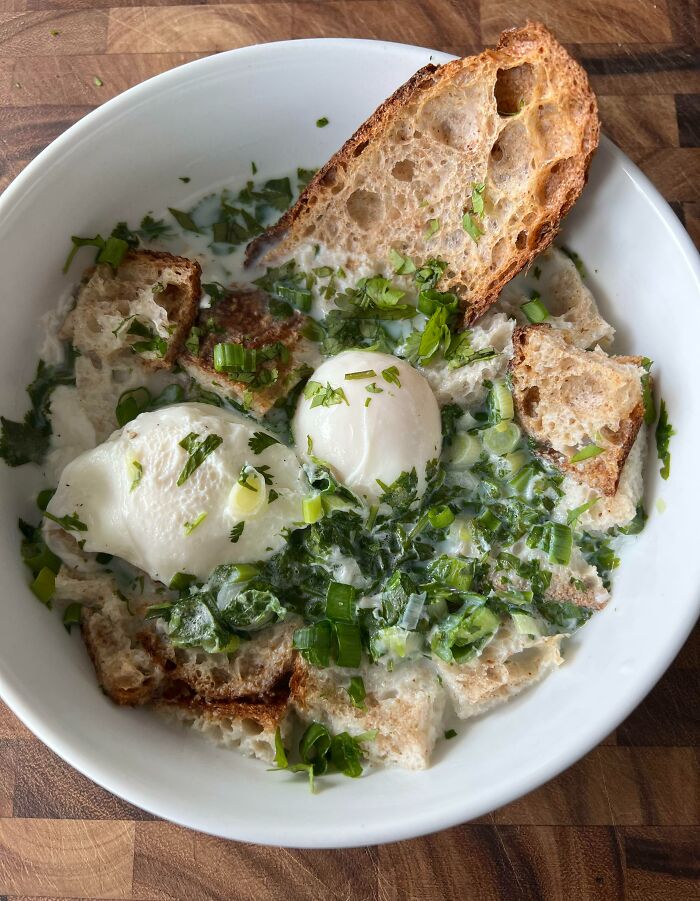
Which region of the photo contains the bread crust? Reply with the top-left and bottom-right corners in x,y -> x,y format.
246,22 -> 599,327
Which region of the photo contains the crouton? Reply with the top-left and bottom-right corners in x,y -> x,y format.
68,250 -> 201,370
290,657 -> 445,770
510,325 -> 645,495
435,620 -> 563,720
178,285 -> 316,415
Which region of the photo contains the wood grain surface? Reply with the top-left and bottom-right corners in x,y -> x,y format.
0,2 -> 699,898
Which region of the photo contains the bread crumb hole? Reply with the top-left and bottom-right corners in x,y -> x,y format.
515,230 -> 528,250
522,386 -> 540,416
353,140 -> 369,157
494,63 -> 536,116
320,166 -> 339,187
392,159 -> 415,181
346,189 -> 383,230
241,718 -> 264,736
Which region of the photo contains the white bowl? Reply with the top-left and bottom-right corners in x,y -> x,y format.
0,39 -> 698,849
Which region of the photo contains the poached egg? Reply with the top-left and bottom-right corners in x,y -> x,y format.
293,350 -> 442,503
45,402 -> 307,583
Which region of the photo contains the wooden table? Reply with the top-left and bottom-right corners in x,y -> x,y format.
0,2 -> 698,898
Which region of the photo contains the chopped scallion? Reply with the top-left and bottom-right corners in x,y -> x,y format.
521,293 -> 549,323
326,581 -> 358,623
62,602 -> 82,632
569,444 -> 604,464
345,370 -> 377,380
302,494 -> 324,524
333,621 -> 362,667
31,566 -> 55,606
347,676 -> 366,709
548,522 -> 572,566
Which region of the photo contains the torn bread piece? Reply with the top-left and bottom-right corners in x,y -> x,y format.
80,589 -> 166,706
246,23 -> 599,327
556,427 -> 647,533
66,250 -> 201,370
290,657 -> 445,770
493,541 -> 609,610
141,617 -> 299,702
67,568 -> 294,762
419,310 -> 514,408
435,620 -> 563,720
72,355 -> 186,443
178,285 -> 317,415
498,246 -> 614,348
510,325 -> 645,496
156,695 -> 291,764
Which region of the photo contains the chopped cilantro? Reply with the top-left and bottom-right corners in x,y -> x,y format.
462,212 -> 483,242
297,167 -> 317,189
177,433 -> 223,485
229,522 -> 245,543
0,352 -> 76,467
138,215 -> 173,241
44,511 -> 88,532
304,381 -> 349,408
249,431 -> 280,454
168,207 -> 200,233
388,249 -> 416,275
425,218 -> 440,239
316,117 -> 329,128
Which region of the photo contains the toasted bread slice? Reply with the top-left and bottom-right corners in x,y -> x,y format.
290,657 -> 445,770
67,250 -> 201,370
492,542 -> 609,610
178,285 -> 315,415
497,246 -> 615,349
510,325 -> 645,495
435,621 -> 563,720
246,23 -> 599,326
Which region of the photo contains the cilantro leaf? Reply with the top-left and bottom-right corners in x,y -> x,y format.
0,353 -> 76,467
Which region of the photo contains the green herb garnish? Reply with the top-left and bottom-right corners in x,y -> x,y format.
655,399 -> 674,480
0,352 -> 76,467
168,207 -> 200,233
43,511 -> 88,532
183,512 -> 207,535
569,444 -> 604,464
63,603 -> 82,633
381,365 -> 401,387
304,381 -> 349,408
229,522 -> 245,543
177,432 -> 223,485
249,431 -> 280,454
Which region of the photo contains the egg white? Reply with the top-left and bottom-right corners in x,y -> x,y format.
45,402 -> 307,583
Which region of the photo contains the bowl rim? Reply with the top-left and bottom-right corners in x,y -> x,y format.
0,37 -> 699,848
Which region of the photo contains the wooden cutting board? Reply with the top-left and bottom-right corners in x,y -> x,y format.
0,2 -> 698,898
